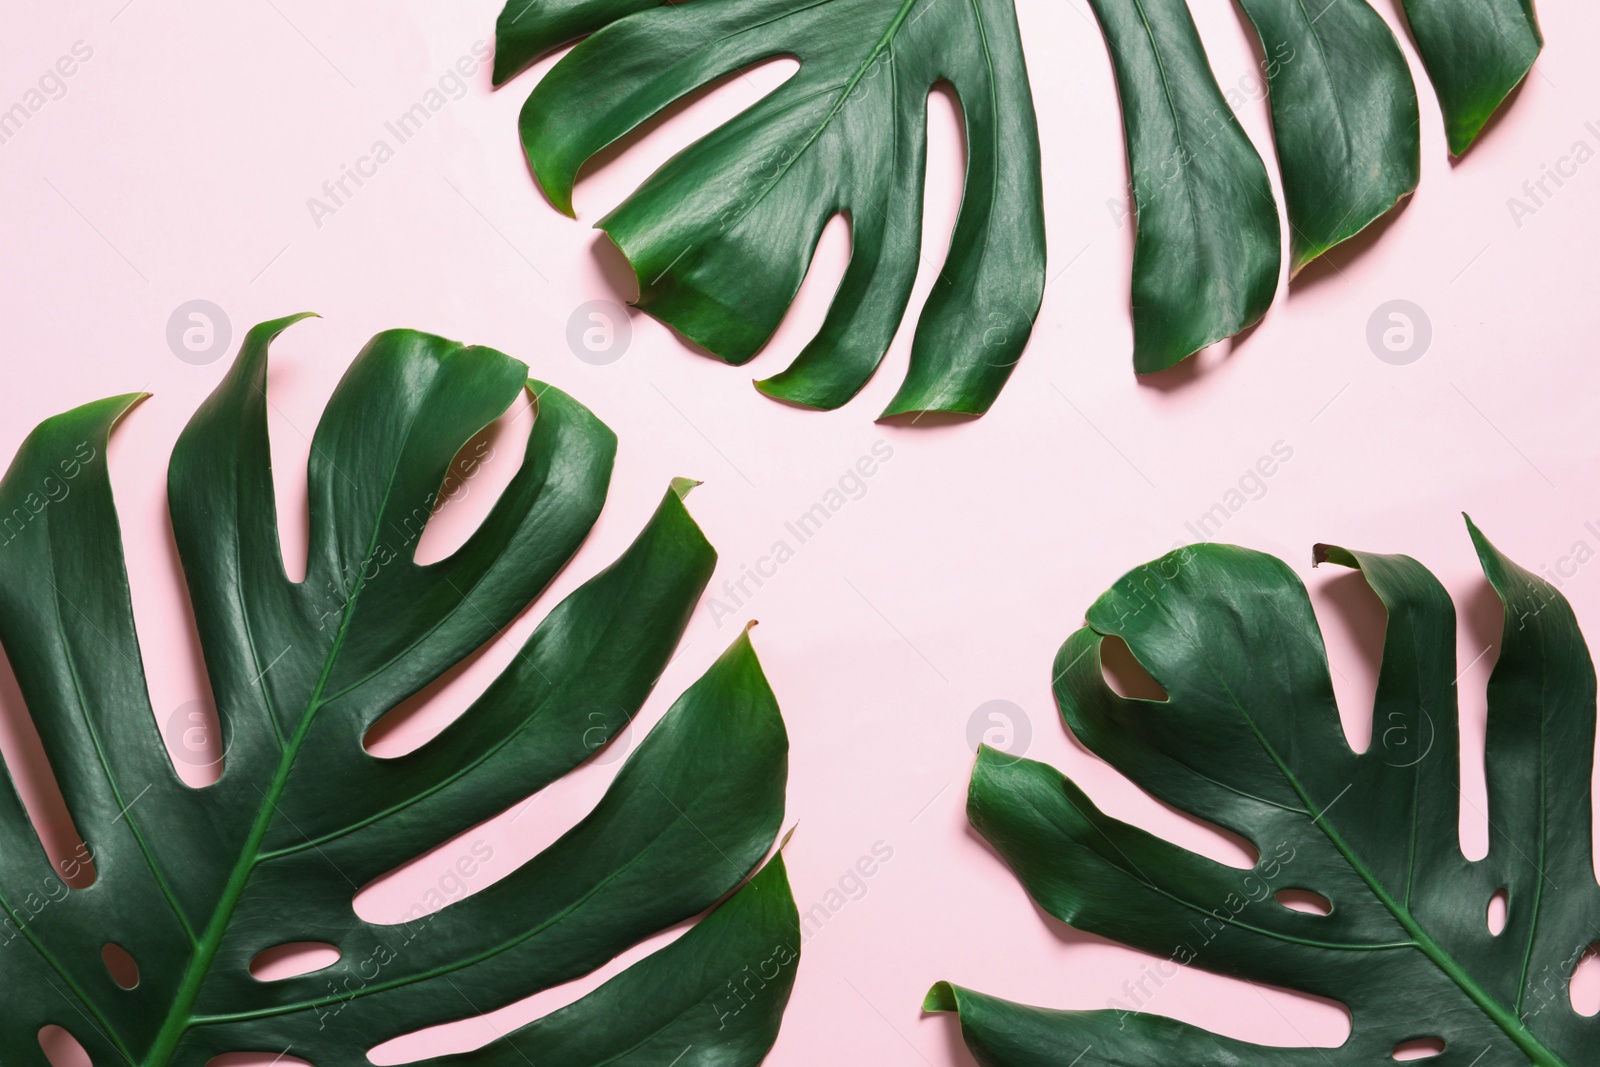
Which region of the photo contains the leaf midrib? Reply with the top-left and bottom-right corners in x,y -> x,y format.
1123,0 -> 1208,270
141,488 -> 388,1065
1037,784 -> 1415,954
144,379 -> 433,1065
1156,611 -> 1569,1067
712,0 -> 921,236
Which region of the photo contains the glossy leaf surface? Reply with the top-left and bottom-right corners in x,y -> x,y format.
0,316 -> 797,1065
1399,0 -> 1542,156
933,519 -> 1600,1065
1235,0 -> 1420,275
1087,0 -> 1281,372
495,0 -> 1047,416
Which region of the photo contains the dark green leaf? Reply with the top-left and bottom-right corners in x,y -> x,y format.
495,0 -> 1047,416
933,519 -> 1597,1066
1086,0 -> 1281,371
1399,0 -> 1542,156
0,315 -> 796,1065
1234,0 -> 1420,275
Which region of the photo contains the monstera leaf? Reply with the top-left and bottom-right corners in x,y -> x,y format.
1400,0 -> 1544,157
495,0 -> 1541,387
0,314 -> 798,1065
1090,0 -> 1540,369
493,0 -> 1047,417
931,519 -> 1599,1065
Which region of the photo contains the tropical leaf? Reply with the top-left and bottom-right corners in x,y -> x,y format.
1399,0 -> 1543,157
1233,0 -> 1421,277
493,0 -> 1047,417
495,0 -> 1540,386
1086,0 -> 1282,371
0,315 -> 798,1065
931,519 -> 1599,1065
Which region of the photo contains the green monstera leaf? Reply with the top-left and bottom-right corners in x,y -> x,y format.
1088,0 -> 1543,369
931,519 -> 1600,1065
495,0 -> 1540,386
1399,0 -> 1544,157
0,315 -> 799,1065
493,0 -> 1047,417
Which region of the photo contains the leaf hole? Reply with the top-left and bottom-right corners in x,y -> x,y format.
101,942 -> 139,988
161,697 -> 227,786
571,56 -> 799,216
1391,1036 -> 1445,1060
1308,568 -> 1386,753
39,1026 -> 91,1067
354,838 -> 500,925
262,353 -> 314,584
1570,943 -> 1600,1016
411,396 -> 533,566
1487,887 -> 1508,935
1100,636 -> 1168,701
1275,888 -> 1332,916
249,941 -> 340,981
0,640 -> 97,887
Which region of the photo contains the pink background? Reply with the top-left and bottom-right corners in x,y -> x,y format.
5,0 -> 1600,1062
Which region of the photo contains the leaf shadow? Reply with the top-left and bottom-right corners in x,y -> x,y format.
876,410 -> 984,430
1451,74 -> 1535,167
963,820 -> 1108,948
1289,194 -> 1414,298
160,491 -> 226,785
1312,569 -> 1388,753
1461,577 -> 1504,683
931,1009 -> 983,1067
589,232 -> 640,303
0,639 -> 92,885
1135,329 -> 1253,395
586,234 -> 731,367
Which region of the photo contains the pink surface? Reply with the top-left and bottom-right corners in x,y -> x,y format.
5,0 -> 1600,1062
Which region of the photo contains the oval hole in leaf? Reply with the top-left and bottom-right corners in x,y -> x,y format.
249,942 -> 340,981
1487,887 -> 1508,935
101,942 -> 139,989
1570,944 -> 1600,1016
1275,888 -> 1332,916
1100,636 -> 1169,701
1391,1036 -> 1445,1060
38,1026 -> 91,1067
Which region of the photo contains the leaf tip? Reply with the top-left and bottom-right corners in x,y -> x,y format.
670,476 -> 702,500
1311,543 -> 1357,569
923,981 -> 958,1013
